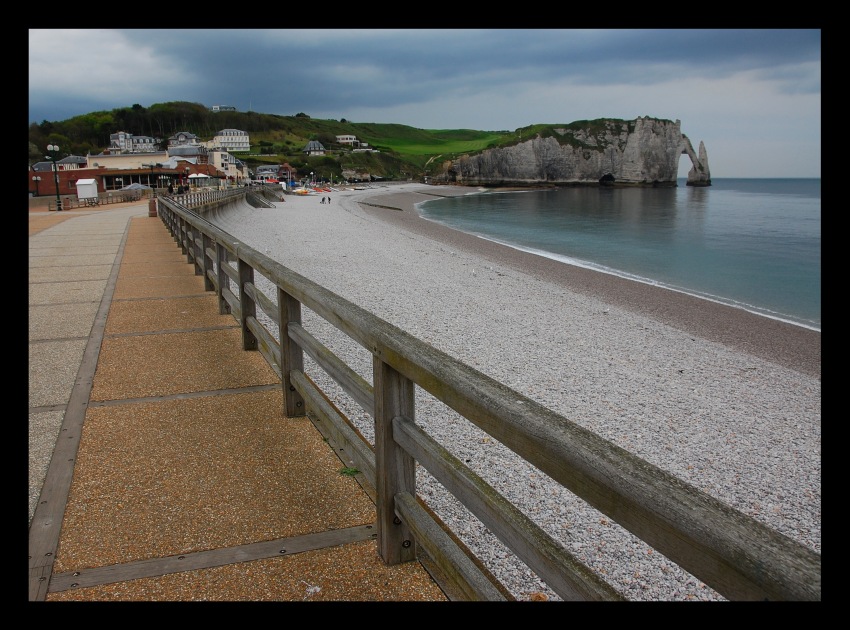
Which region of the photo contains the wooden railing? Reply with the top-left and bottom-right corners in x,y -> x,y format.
44,186 -> 270,211
155,191 -> 821,601
46,190 -> 154,211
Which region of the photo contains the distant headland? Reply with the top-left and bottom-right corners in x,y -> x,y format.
431,117 -> 711,188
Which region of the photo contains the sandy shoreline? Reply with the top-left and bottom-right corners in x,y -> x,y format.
356,185 -> 821,379
209,183 -> 820,600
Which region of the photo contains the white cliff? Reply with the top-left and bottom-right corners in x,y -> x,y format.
435,117 -> 711,187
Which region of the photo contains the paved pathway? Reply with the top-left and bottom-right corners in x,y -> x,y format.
28,201 -> 449,602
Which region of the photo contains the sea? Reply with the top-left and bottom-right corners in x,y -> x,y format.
416,178 -> 821,332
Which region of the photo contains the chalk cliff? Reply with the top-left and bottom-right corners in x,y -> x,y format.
432,117 -> 711,187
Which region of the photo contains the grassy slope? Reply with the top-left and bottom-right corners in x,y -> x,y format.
30,102 -> 646,180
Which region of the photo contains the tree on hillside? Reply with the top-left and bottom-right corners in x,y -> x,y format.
317,132 -> 336,148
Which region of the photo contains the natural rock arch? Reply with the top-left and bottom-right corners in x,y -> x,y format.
681,134 -> 712,187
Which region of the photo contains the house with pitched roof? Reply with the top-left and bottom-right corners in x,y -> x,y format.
303,140 -> 325,156
208,129 -> 250,152
168,131 -> 202,148
109,131 -> 161,153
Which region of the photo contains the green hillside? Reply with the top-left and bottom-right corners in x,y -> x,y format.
27,101 -> 517,181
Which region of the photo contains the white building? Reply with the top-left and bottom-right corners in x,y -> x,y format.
336,134 -> 357,145
208,148 -> 249,184
207,129 -> 250,153
86,151 -> 170,170
109,131 -> 161,153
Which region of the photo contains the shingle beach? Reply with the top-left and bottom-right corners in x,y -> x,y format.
209,182 -> 821,601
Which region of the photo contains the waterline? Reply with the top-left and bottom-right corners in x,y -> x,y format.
417,179 -> 821,332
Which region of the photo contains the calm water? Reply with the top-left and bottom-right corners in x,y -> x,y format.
416,178 -> 821,331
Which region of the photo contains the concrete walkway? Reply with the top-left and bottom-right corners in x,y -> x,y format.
28,201 -> 449,601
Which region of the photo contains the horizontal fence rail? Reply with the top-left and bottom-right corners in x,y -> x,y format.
155,191 -> 821,601
44,183 -> 283,211
46,190 -> 154,210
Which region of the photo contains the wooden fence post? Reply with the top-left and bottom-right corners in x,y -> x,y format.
238,258 -> 258,351
201,232 -> 214,290
192,226 -> 203,276
373,356 -> 416,564
216,244 -> 230,315
278,288 -> 305,417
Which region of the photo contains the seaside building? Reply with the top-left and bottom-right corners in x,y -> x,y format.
352,143 -> 378,153
109,131 -> 161,153
28,148 -> 228,198
167,131 -> 202,148
208,148 -> 249,185
303,140 -> 325,156
31,155 -> 86,173
30,125 -> 250,199
207,129 -> 250,153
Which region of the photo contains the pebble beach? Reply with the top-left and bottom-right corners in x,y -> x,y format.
209,182 -> 821,601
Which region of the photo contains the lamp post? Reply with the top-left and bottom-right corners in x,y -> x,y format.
310,171 -> 314,186
46,144 -> 62,211
31,175 -> 41,197
142,163 -> 157,196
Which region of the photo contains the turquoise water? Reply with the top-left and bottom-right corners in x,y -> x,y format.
416,178 -> 821,331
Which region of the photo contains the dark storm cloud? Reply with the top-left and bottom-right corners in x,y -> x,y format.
29,29 -> 820,177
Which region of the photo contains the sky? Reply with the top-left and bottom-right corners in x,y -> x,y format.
28,29 -> 821,178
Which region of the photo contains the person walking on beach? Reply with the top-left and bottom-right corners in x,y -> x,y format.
327,196 -> 331,204
321,197 -> 326,204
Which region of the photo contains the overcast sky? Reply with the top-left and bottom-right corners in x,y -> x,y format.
28,29 -> 820,178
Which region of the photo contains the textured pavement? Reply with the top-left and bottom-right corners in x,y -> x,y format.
28,200 -> 449,602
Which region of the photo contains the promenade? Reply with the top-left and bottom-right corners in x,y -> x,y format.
28,199 -> 449,602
